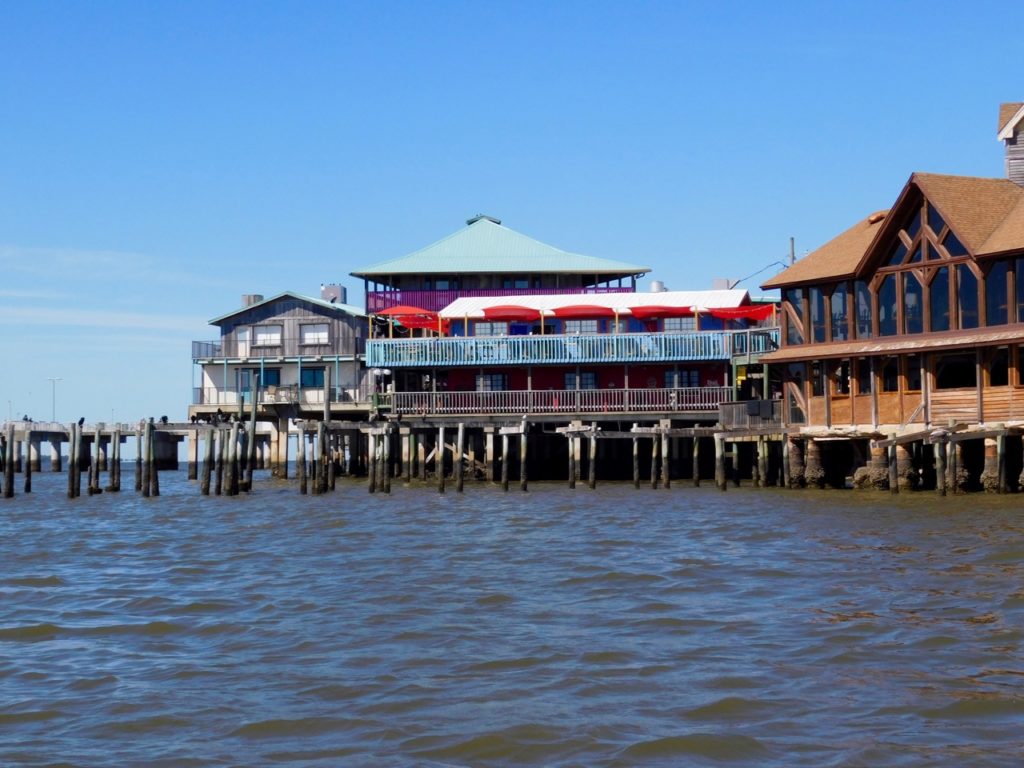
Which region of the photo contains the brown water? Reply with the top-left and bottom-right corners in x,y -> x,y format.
1,472 -> 1022,766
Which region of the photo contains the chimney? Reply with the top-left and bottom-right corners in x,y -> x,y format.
320,283 -> 347,304
242,294 -> 264,307
998,102 -> 1024,186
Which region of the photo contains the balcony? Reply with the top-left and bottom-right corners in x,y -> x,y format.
366,329 -> 779,368
192,337 -> 366,361
192,383 -> 374,407
367,287 -> 633,313
391,386 -> 733,416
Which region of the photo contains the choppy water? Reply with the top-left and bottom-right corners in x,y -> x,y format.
1,472 -> 1022,766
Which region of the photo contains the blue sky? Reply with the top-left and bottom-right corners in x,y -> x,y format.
0,0 -> 1018,423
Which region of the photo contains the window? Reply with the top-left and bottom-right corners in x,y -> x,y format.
930,267 -> 950,332
990,348 -> 1009,387
475,373 -> 508,391
664,316 -> 696,332
855,281 -> 872,338
882,357 -> 899,392
502,278 -> 530,289
260,368 -> 281,387
809,286 -> 826,343
564,320 -> 598,334
784,287 -> 804,345
943,230 -> 968,257
253,325 -> 282,346
667,369 -> 700,388
927,204 -> 946,236
905,355 -> 922,392
903,273 -> 923,334
811,361 -> 824,397
878,275 -> 897,336
935,353 -> 976,389
241,367 -> 280,389
855,358 -> 872,395
300,367 -> 325,388
474,321 -> 508,336
957,265 -> 979,330
831,360 -> 851,395
300,323 -> 329,345
830,283 -> 849,341
565,372 -> 597,390
985,261 -> 1008,326
432,278 -> 458,290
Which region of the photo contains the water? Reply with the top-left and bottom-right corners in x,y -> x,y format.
1,473 -> 1022,766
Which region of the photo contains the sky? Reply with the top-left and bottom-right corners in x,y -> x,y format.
0,0 -> 1020,424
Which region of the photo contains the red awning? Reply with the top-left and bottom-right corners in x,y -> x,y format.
628,305 -> 694,320
376,304 -> 435,317
482,305 -> 542,322
551,304 -> 616,319
705,304 -> 775,321
374,304 -> 447,331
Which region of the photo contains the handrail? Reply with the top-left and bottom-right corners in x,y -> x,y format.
192,338 -> 366,360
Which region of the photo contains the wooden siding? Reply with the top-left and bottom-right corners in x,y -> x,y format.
209,297 -> 364,358
1007,134 -> 1024,186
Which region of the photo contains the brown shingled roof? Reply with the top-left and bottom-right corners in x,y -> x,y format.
980,196 -> 1024,256
999,102 -> 1024,134
761,211 -> 887,289
913,173 -> 1023,252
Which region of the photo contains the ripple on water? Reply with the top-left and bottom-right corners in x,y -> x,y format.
619,732 -> 771,762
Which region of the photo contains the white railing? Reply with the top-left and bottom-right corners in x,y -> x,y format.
390,386 -> 733,415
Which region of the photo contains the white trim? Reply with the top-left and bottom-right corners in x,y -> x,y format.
997,104 -> 1024,141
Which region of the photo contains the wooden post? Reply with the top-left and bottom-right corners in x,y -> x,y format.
519,428 -> 528,492
997,433 -> 1007,494
150,423 -> 160,497
731,442 -> 741,487
328,431 -> 337,491
573,435 -> 582,484
403,432 -> 412,483
383,430 -> 392,494
693,436 -> 702,487
299,432 -> 308,495
65,424 -> 75,498
437,426 -> 446,494
246,389 -> 258,492
366,432 -> 375,493
135,425 -> 143,492
650,436 -> 659,490
187,429 -> 199,480
23,430 -> 32,494
632,435 -> 640,489
4,424 -> 15,498
714,436 -> 726,491
200,429 -> 213,495
568,434 -> 576,489
588,430 -> 597,490
888,443 -> 898,495
934,439 -> 947,496
226,422 -> 238,496
141,421 -> 152,498
757,436 -> 768,489
110,428 -> 121,492
485,430 -> 495,482
456,423 -> 465,493
214,429 -> 224,496
418,432 -> 427,481
501,433 -> 509,492
661,431 -> 670,490
92,425 -> 103,494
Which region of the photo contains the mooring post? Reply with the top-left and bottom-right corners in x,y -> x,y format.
519,427 -> 528,492
246,389 -> 258,492
934,438 -> 947,496
141,421 -> 152,498
150,422 -> 160,497
92,425 -> 102,495
65,424 -> 75,499
485,429 -> 495,482
714,435 -> 726,491
888,442 -> 898,494
456,423 -> 465,493
692,435 -> 701,487
187,429 -> 199,481
650,435 -> 659,490
661,430 -> 670,490
588,429 -> 597,490
134,425 -> 143,493
403,431 -> 412,483
328,431 -> 337,491
228,422 -> 241,496
311,426 -> 322,496
23,429 -> 32,494
108,428 -> 121,492
632,433 -> 640,489
5,423 -> 16,498
501,433 -> 509,492
758,436 -> 769,488
200,429 -> 213,495
437,426 -> 446,494
381,430 -> 391,494
418,432 -> 427,481
366,432 -> 376,494
298,431 -> 308,495
568,434 -> 576,489
997,433 -> 1007,494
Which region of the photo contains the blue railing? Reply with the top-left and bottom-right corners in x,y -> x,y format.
366,329 -> 779,368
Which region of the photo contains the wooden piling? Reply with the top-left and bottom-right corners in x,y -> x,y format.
632,435 -> 640,489
150,423 -> 160,497
65,424 -> 75,499
23,430 -> 32,494
501,433 -> 509,492
141,422 -> 152,498
650,436 -> 659,490
661,432 -> 670,490
299,432 -> 309,495
403,432 -> 412,483
228,422 -> 240,496
519,428 -> 528,493
110,428 -> 122,492
135,426 -> 143,492
997,433 -> 1007,494
91,425 -> 102,495
437,426 -> 446,494
245,391 -> 258,492
568,435 -> 576,489
200,429 -> 213,495
714,436 -> 726,491
757,436 -> 768,488
418,432 -> 427,481
934,439 -> 947,496
5,424 -> 16,498
328,432 -> 337,491
485,430 -> 495,482
692,436 -> 701,487
456,423 -> 465,493
888,443 -> 898,494
588,430 -> 597,490
366,432 -> 375,494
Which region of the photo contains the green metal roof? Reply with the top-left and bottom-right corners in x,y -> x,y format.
350,216 -> 650,278
208,290 -> 365,325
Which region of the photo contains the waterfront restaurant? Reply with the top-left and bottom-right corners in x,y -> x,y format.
758,102 -> 1024,490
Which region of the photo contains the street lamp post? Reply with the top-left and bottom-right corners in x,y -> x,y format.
47,377 -> 62,422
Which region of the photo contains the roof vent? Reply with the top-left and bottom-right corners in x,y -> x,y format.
650,280 -> 667,293
242,294 -> 264,307
467,214 -> 502,226
320,283 -> 347,304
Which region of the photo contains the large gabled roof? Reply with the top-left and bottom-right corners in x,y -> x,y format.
761,172 -> 1024,290
208,290 -> 364,325
350,216 -> 650,278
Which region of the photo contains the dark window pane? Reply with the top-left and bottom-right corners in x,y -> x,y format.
882,357 -> 899,392
300,367 -> 325,388
855,280 -> 872,338
784,287 -> 804,345
935,353 -> 976,389
958,264 -> 979,330
856,358 -> 872,395
809,286 -> 826,343
831,283 -> 849,341
878,275 -> 897,336
990,348 -> 1009,387
886,240 -> 908,267
903,273 -> 923,334
909,245 -> 923,263
832,360 -> 851,395
944,230 -> 968,257
905,355 -> 922,391
930,267 -> 950,331
985,260 -> 1008,326
905,209 -> 921,240
927,204 -> 946,235
260,369 -> 281,387
811,361 -> 823,396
